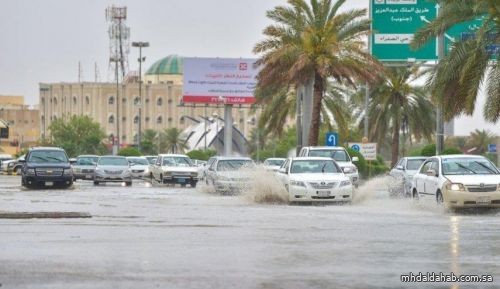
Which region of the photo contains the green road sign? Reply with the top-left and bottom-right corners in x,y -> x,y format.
371,0 -> 438,62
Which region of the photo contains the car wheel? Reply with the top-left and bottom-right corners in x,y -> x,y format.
412,188 -> 419,200
93,181 -> 99,185
14,166 -> 21,174
126,181 -> 132,187
191,181 -> 197,188
160,174 -> 163,184
150,172 -> 153,181
436,190 -> 444,205
181,183 -> 187,188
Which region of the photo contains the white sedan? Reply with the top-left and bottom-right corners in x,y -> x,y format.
150,154 -> 199,187
277,157 -> 353,203
411,155 -> 500,208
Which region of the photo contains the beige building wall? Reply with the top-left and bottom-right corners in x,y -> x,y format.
39,81 -> 256,146
0,106 -> 40,154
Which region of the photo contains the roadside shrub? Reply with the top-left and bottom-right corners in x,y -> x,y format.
118,147 -> 141,157
442,147 -> 462,155
186,149 -> 216,161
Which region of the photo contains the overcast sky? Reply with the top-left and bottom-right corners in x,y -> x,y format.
0,0 -> 497,136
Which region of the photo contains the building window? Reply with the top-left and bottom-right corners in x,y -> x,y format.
168,117 -> 173,122
108,115 -> 115,124
122,135 -> 126,140
134,97 -> 140,105
157,97 -> 163,106
73,96 -> 77,105
41,98 -> 45,105
134,115 -> 139,124
108,96 -> 115,105
168,99 -> 173,104
53,98 -> 58,106
157,116 -> 162,124
180,116 -> 185,125
145,117 -> 150,122
122,97 -> 127,103
85,96 -> 90,105
133,134 -> 138,144
122,116 -> 126,122
41,116 -> 45,122
239,118 -> 244,123
145,98 -> 150,103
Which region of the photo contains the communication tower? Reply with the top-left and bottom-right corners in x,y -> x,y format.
106,5 -> 130,82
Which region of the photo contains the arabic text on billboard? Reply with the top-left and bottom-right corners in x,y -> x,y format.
183,57 -> 259,104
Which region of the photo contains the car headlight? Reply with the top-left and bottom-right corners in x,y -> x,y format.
27,168 -> 36,176
7,162 -> 14,168
343,167 -> 357,174
191,172 -> 198,177
446,183 -> 465,191
95,169 -> 103,174
63,169 -> 73,175
164,171 -> 172,176
290,180 -> 306,187
74,168 -> 81,173
339,180 -> 351,187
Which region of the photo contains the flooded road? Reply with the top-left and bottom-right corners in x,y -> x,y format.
0,175 -> 499,289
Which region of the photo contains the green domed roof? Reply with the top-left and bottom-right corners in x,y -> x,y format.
145,55 -> 183,75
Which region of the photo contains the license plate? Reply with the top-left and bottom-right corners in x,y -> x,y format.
86,175 -> 92,179
177,178 -> 186,183
45,182 -> 54,186
318,191 -> 331,197
477,197 -> 491,204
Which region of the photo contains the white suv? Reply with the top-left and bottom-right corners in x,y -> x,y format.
298,146 -> 360,187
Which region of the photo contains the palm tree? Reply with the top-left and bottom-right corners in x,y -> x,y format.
364,65 -> 436,166
467,129 -> 496,154
254,0 -> 382,146
140,129 -> 158,155
162,128 -> 188,154
256,81 -> 353,138
411,0 -> 500,122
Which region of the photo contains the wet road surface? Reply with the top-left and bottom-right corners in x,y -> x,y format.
0,175 -> 499,289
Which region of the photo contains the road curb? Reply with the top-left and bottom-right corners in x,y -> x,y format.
0,212 -> 92,219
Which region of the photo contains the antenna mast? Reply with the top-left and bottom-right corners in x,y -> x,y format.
106,5 -> 130,82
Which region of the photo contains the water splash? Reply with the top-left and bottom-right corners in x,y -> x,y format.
241,166 -> 289,204
352,175 -> 391,204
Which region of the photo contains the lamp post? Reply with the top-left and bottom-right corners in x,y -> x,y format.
132,41 -> 149,153
212,112 -> 219,152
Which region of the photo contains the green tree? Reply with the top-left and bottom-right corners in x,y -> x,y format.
364,65 -> 435,166
186,149 -> 216,161
140,129 -> 158,155
254,0 -> 381,145
467,129 -> 496,154
162,128 -> 188,153
411,0 -> 500,122
118,147 -> 141,157
48,115 -> 107,157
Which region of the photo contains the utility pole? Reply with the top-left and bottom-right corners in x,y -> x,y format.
132,41 -> 149,153
436,3 -> 445,156
110,56 -> 121,154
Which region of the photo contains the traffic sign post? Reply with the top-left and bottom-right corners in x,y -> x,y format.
326,132 -> 338,147
348,142 -> 378,161
488,144 -> 497,153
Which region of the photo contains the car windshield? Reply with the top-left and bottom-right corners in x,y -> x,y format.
406,159 -> 426,170
265,159 -> 285,166
442,158 -> 499,175
217,160 -> 254,171
308,150 -> 349,162
290,160 -> 341,174
145,157 -> 156,165
76,157 -> 98,165
162,157 -> 192,167
98,157 -> 128,166
28,150 -> 68,163
128,158 -> 149,166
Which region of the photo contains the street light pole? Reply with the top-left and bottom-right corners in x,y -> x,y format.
132,41 -> 149,153
212,112 -> 219,152
110,56 -> 121,155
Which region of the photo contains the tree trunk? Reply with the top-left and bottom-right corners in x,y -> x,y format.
308,72 -> 324,146
391,118 -> 400,167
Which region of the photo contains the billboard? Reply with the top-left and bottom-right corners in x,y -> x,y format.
182,57 -> 259,104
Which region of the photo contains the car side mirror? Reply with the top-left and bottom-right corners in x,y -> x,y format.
426,169 -> 438,177
278,168 -> 287,174
208,167 -> 214,171
18,159 -> 25,163
396,165 -> 404,170
69,158 -> 77,165
352,157 -> 359,162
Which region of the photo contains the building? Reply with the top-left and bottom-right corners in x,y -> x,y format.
40,55 -> 257,147
0,95 -> 40,155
